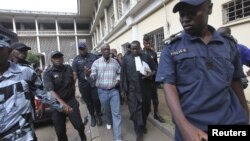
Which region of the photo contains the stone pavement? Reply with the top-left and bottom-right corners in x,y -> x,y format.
80,99 -> 173,141
75,86 -> 174,141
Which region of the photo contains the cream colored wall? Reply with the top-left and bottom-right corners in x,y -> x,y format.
109,29 -> 132,54
136,7 -> 167,44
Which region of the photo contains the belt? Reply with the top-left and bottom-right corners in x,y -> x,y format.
99,87 -> 115,91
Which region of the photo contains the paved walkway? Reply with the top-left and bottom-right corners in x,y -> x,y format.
74,85 -> 173,141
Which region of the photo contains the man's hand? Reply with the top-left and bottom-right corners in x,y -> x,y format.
181,122 -> 208,141
246,69 -> 250,76
62,103 -> 73,115
84,67 -> 91,76
37,104 -> 44,119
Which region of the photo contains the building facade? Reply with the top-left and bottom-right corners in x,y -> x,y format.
0,14 -> 91,66
1,0 -> 250,99
89,0 -> 250,100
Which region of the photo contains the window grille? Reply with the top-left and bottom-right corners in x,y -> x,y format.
222,0 -> 250,24
145,27 -> 165,52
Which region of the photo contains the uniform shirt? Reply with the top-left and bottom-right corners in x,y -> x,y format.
142,49 -> 158,67
156,26 -> 248,131
91,57 -> 120,90
43,65 -> 75,101
72,53 -> 98,87
0,62 -> 62,138
238,44 -> 250,67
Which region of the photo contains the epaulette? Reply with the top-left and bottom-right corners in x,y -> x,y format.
219,33 -> 237,44
20,63 -> 34,69
163,31 -> 182,45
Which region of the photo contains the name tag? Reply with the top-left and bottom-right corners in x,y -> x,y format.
170,48 -> 188,56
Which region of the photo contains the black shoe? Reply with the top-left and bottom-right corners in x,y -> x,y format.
90,116 -> 96,127
80,133 -> 87,141
136,135 -> 143,141
143,127 -> 147,134
154,112 -> 165,123
96,116 -> 102,126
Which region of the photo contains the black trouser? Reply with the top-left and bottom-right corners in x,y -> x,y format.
79,84 -> 101,117
52,98 -> 86,141
151,83 -> 159,113
133,121 -> 144,137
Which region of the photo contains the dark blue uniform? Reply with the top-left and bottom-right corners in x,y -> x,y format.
72,53 -> 101,118
156,26 -> 248,140
238,44 -> 250,67
43,64 -> 86,141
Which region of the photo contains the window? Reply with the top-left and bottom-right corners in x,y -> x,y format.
145,27 -> 165,52
223,0 -> 250,24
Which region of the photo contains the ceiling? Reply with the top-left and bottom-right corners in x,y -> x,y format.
78,0 -> 97,20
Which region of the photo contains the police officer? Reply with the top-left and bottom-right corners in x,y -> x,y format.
72,42 -> 102,127
217,26 -> 250,89
142,35 -> 165,123
43,51 -> 87,141
10,42 -> 32,66
156,0 -> 249,141
0,35 -> 69,141
10,42 -> 41,141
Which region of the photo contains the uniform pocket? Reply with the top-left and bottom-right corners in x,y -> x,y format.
175,54 -> 199,85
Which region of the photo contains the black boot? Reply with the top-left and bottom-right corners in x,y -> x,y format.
80,133 -> 87,141
90,116 -> 96,127
154,112 -> 165,123
136,135 -> 143,141
96,115 -> 102,126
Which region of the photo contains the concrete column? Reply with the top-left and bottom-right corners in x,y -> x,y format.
99,19 -> 103,38
104,8 -> 109,33
74,19 -> 79,55
96,27 -> 99,43
92,37 -> 94,49
55,19 -> 61,51
12,17 -> 16,33
35,18 -> 42,68
94,32 -> 97,46
113,0 -> 118,22
132,24 -> 138,40
35,18 -> 41,53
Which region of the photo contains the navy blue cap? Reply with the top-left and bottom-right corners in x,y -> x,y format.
173,0 -> 208,13
0,34 -> 10,48
78,42 -> 87,49
10,42 -> 31,50
51,50 -> 64,58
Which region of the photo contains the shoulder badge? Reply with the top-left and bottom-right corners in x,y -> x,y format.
163,31 -> 182,45
219,33 -> 237,44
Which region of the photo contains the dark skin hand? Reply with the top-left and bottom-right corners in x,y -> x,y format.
37,104 -> 44,119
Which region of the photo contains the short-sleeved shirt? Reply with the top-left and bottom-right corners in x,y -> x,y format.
238,44 -> 250,67
91,57 -> 120,89
156,26 -> 248,131
72,53 -> 98,87
43,64 -> 74,101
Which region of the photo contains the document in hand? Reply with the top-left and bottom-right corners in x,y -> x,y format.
135,56 -> 151,75
140,61 -> 151,75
